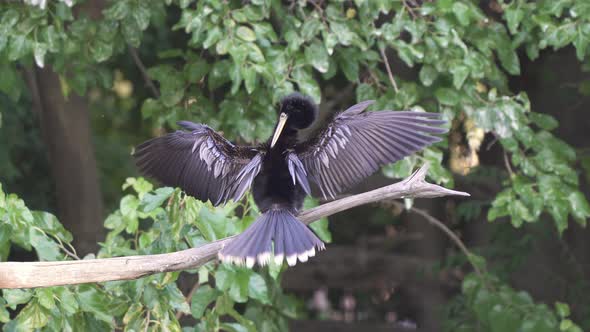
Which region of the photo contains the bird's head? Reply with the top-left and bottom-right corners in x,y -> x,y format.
271,93 -> 318,148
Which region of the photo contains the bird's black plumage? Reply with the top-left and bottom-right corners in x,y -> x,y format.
134,93 -> 447,267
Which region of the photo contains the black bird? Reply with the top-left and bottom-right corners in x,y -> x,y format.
134,93 -> 446,267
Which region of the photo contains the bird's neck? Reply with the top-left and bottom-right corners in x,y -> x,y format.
269,128 -> 298,150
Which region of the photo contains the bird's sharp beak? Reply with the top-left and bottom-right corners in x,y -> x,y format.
270,113 -> 288,148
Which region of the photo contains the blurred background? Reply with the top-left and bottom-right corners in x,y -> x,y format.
1,0 -> 590,331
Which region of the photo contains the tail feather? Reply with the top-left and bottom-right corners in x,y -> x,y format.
240,219 -> 268,267
273,213 -> 286,265
219,209 -> 325,267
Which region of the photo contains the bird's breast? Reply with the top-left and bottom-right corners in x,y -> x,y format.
251,150 -> 305,213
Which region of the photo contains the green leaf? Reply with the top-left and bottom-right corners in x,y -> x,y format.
253,22 -> 277,42
323,31 -> 338,55
147,65 -> 185,107
549,198 -> 569,234
3,289 -> 33,308
17,302 -> 49,329
242,66 -> 257,94
76,285 -> 113,323
33,211 -> 73,243
505,7 -> 524,34
54,287 -> 79,315
419,65 -> 438,86
247,43 -> 265,63
185,59 -> 209,83
166,283 -> 191,314
292,68 -> 321,103
555,302 -> 570,318
436,0 -> 454,11
236,26 -> 257,42
435,88 -> 460,106
104,1 -> 130,20
132,4 -> 151,30
450,65 -> 469,89
301,18 -> 321,41
545,24 -> 576,50
331,22 -> 355,46
208,60 -> 232,90
90,40 -> 113,63
139,187 -> 174,213
309,218 -> 332,243
497,47 -> 521,75
285,30 -> 304,52
560,319 -> 574,331
0,33 -> 7,57
573,23 -> 590,61
305,41 -> 330,74
530,113 -> 559,131
488,304 -> 520,332
140,98 -> 160,119
122,16 -> 142,47
568,191 -> 590,225
215,268 -> 233,291
452,2 -> 471,26
395,42 -> 423,67
248,273 -> 269,304
221,323 -> 250,332
229,270 -> 250,303
33,42 -> 47,68
0,304 -> 8,323
29,228 -> 61,261
191,285 -> 219,319
383,157 -> 416,179
35,288 -> 55,310
8,35 -> 30,61
203,27 -> 222,49
337,49 -> 359,82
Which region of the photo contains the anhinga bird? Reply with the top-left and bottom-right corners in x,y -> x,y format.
134,93 -> 446,267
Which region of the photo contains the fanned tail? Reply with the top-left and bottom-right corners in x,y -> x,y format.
219,209 -> 325,267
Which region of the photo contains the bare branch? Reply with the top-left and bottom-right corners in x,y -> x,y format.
503,151 -> 514,177
176,279 -> 200,319
379,47 -> 399,93
385,201 -> 483,277
128,46 -> 160,98
0,164 -> 469,289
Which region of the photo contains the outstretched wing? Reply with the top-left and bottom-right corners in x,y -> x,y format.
134,121 -> 264,206
296,101 -> 447,199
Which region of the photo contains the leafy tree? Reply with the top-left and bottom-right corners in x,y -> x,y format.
0,0 -> 589,331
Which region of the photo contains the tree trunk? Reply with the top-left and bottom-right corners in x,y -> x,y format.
29,67 -> 105,255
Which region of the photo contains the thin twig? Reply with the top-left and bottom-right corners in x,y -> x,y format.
176,281 -> 200,319
379,47 -> 399,93
485,135 -> 498,151
503,151 -> 514,177
144,310 -> 150,332
128,46 -> 160,98
0,164 -> 469,289
58,242 -> 80,260
388,201 -> 483,277
402,0 -> 417,19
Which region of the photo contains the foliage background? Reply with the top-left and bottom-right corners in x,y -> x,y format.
1,0 -> 590,331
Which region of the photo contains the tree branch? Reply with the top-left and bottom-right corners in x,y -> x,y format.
128,46 -> 160,98
385,201 -> 483,277
0,164 -> 469,289
379,47 -> 399,93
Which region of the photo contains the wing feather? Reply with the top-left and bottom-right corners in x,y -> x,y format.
296,101 -> 447,199
134,122 -> 263,205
